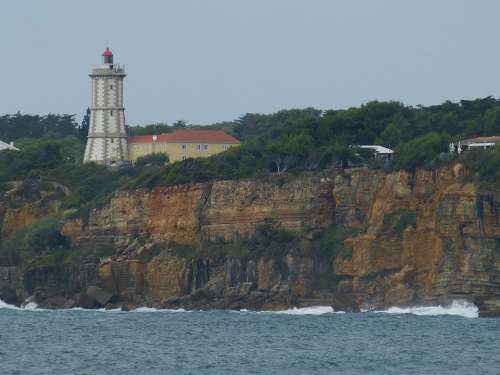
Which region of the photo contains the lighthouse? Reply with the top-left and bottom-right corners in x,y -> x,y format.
83,47 -> 128,165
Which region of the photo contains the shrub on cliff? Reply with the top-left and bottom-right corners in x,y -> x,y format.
128,145 -> 269,188
135,153 -> 169,168
247,224 -> 298,259
461,143 -> 500,188
0,182 -> 12,198
170,224 -> 299,260
0,216 -> 70,266
392,132 -> 451,171
313,225 -> 360,262
49,163 -> 135,209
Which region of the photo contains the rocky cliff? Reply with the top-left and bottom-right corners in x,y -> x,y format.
2,165 -> 500,316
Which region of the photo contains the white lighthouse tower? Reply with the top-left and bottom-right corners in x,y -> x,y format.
84,47 -> 128,165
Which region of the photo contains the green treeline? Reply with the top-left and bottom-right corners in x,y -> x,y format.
0,113 -> 80,141
2,98 -> 500,216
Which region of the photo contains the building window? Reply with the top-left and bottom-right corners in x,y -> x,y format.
110,110 -> 113,116
196,144 -> 201,151
203,144 -> 208,151
223,144 -> 229,151
110,84 -> 113,90
182,155 -> 187,160
182,144 -> 187,150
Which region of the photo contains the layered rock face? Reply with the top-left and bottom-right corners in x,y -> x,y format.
333,167 -> 500,315
69,175 -> 335,246
60,175 -> 337,310
3,166 -> 500,315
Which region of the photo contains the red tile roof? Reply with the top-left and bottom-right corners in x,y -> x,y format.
128,130 -> 240,144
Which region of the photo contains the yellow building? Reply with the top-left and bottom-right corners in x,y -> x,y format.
128,129 -> 241,163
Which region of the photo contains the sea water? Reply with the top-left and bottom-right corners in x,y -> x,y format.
1,300 -> 499,374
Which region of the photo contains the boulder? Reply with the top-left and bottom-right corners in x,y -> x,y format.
75,293 -> 97,309
476,297 -> 500,317
331,293 -> 361,313
121,302 -> 138,311
0,287 -> 18,305
86,286 -> 114,307
248,291 -> 267,308
238,282 -> 256,297
39,295 -> 69,309
384,285 -> 416,307
62,299 -> 76,309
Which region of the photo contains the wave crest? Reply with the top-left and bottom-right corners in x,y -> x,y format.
131,307 -> 188,313
260,306 -> 337,315
378,300 -> 478,318
0,299 -> 38,310
1,299 -> 479,318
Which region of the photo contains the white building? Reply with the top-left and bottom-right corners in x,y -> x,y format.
449,136 -> 500,154
0,140 -> 19,152
359,145 -> 393,160
83,47 -> 128,166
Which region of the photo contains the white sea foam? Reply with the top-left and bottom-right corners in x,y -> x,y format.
61,307 -> 186,313
23,302 -> 39,310
1,298 -> 479,318
0,302 -> 339,315
376,300 -> 479,319
131,307 -> 188,313
0,299 -> 39,310
261,306 -> 337,315
0,299 -> 18,310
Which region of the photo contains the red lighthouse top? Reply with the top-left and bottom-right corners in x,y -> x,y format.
102,47 -> 113,64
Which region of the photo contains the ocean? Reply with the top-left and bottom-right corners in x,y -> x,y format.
1,300 -> 499,374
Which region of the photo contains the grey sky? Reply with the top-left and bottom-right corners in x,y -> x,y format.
2,0 -> 500,125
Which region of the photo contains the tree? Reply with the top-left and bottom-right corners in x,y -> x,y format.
172,120 -> 187,129
128,123 -> 171,136
0,113 -> 78,141
79,108 -> 91,143
392,132 -> 450,170
266,133 -> 314,174
482,107 -> 500,135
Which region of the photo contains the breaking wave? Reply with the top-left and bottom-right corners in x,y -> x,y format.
377,300 -> 479,319
0,299 -> 190,313
1,299 -> 478,318
0,299 -> 38,310
131,307 -> 188,313
259,306 -> 338,315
